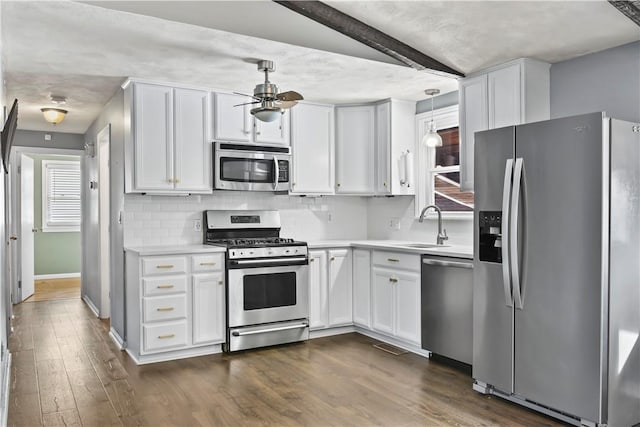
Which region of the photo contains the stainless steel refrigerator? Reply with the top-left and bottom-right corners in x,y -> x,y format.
473,112 -> 640,427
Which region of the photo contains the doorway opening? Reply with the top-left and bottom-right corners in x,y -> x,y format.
10,149 -> 83,304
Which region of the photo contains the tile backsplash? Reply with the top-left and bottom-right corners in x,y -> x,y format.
123,192 -> 369,247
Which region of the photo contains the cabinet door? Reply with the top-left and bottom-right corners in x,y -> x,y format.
489,64 -> 522,129
174,88 -> 212,192
459,75 -> 488,193
192,273 -> 225,345
352,249 -> 371,328
371,267 -> 394,336
214,93 -> 252,142
254,111 -> 290,145
290,103 -> 334,194
328,249 -> 353,326
395,271 -> 421,345
308,250 -> 328,330
133,83 -> 173,191
335,106 -> 375,194
375,102 -> 391,194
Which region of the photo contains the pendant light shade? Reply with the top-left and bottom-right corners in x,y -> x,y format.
422,88 -> 442,148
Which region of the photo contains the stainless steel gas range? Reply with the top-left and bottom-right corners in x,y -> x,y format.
203,210 -> 309,352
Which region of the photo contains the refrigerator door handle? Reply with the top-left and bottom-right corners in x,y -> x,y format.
511,158 -> 525,309
501,158 -> 514,307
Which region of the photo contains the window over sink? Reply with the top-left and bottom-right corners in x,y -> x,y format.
415,105 -> 474,218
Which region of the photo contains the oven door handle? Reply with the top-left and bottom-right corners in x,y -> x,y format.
231,322 -> 309,337
229,256 -> 307,266
273,156 -> 279,191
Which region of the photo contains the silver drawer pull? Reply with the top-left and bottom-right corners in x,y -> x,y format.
387,258 -> 400,262
156,265 -> 174,269
157,285 -> 174,289
389,277 -> 398,283
422,259 -> 473,269
231,322 -> 308,337
158,334 -> 175,339
157,307 -> 175,312
200,262 -> 216,266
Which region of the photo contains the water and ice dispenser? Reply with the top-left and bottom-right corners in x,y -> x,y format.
479,211 -> 503,263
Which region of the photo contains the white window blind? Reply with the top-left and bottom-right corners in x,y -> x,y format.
42,160 -> 81,232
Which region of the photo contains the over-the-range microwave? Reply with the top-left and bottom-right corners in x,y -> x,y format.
213,141 -> 291,192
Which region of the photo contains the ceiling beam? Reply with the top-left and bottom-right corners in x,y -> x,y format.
272,0 -> 464,78
608,0 -> 640,26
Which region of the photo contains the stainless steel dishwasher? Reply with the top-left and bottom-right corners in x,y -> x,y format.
421,255 -> 473,365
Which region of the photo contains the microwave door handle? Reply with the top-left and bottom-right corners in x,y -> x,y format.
273,156 -> 279,191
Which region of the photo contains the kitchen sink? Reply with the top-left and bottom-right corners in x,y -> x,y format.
394,243 -> 450,249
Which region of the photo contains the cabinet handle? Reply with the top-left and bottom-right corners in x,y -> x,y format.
174,179 -> 180,184
256,131 -> 261,136
156,265 -> 174,269
336,183 -> 341,188
167,178 -> 174,183
218,280 -> 224,285
387,258 -> 400,263
158,334 -> 175,339
243,130 -> 250,135
383,182 -> 387,187
157,307 -> 175,312
330,257 -> 335,261
309,258 -> 315,262
389,277 -> 398,283
292,182 -> 296,187
157,285 -> 174,289
199,262 -> 216,266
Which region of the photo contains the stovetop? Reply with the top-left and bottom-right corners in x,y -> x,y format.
206,237 -> 306,248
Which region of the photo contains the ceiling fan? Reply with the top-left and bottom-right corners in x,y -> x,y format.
234,60 -> 303,122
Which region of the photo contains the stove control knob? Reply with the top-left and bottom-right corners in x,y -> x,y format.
285,249 -> 290,254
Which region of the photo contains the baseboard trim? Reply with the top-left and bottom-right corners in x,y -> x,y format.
109,328 -> 125,350
82,295 -> 100,318
355,328 -> 431,358
309,325 -> 355,339
35,273 -> 81,280
0,350 -> 12,427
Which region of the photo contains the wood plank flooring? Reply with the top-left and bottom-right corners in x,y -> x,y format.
26,278 -> 81,302
8,299 -> 566,426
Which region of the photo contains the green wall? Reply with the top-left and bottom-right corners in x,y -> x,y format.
28,154 -> 81,276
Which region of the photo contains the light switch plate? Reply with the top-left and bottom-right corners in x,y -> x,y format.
193,219 -> 202,232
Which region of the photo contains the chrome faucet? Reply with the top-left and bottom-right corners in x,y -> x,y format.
419,205 -> 449,245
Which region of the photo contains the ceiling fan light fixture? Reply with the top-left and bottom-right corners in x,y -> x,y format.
41,107 -> 68,125
251,106 -> 283,122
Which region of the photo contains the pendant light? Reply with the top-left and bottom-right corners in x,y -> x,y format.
422,89 -> 442,148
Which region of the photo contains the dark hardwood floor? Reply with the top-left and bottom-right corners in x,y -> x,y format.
8,299 -> 565,426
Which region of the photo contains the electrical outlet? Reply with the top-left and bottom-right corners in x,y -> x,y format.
327,212 -> 333,222
389,217 -> 401,230
193,219 -> 202,232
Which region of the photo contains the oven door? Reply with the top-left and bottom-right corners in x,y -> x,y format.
227,263 -> 308,328
215,144 -> 290,192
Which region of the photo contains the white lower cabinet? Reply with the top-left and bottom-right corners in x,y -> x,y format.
352,249 -> 371,328
125,250 -> 226,364
370,251 -> 421,346
308,248 -> 352,330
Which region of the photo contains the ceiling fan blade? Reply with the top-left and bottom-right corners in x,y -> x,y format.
276,91 -> 303,102
275,100 -> 298,109
233,101 -> 261,107
233,91 -> 261,101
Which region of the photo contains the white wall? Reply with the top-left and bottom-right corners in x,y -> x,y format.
366,196 -> 473,246
124,193 -> 368,247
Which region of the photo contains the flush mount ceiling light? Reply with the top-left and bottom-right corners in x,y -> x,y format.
41,95 -> 68,125
422,88 -> 443,148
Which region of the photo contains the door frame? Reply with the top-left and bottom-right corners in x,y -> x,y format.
9,146 -> 85,304
97,125 -> 111,318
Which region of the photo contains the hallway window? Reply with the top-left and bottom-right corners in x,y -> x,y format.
42,160 -> 81,232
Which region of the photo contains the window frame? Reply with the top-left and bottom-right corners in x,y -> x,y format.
41,159 -> 81,233
415,105 -> 473,220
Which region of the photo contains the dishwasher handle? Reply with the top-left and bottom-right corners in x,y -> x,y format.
422,259 -> 473,269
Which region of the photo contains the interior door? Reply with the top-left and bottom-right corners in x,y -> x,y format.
513,113 -> 604,422
20,154 -> 35,302
472,126 -> 514,393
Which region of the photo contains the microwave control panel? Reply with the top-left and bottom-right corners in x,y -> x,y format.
278,160 -> 289,183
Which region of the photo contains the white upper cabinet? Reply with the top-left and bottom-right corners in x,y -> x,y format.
125,82 -> 212,194
213,93 -> 252,142
335,105 -> 376,194
214,92 -> 290,145
375,102 -> 391,194
459,58 -> 550,192
174,88 -> 211,192
290,102 -> 334,195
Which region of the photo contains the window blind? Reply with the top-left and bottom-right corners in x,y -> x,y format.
43,161 -> 81,229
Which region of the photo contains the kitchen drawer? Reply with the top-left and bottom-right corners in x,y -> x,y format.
143,294 -> 187,323
142,276 -> 187,297
143,321 -> 188,353
192,254 -> 224,272
372,251 -> 420,271
142,256 -> 187,276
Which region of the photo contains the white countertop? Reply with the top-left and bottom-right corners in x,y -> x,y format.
307,240 -> 473,260
124,244 -> 227,256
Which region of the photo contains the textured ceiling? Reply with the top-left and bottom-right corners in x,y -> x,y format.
2,1 -> 638,134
